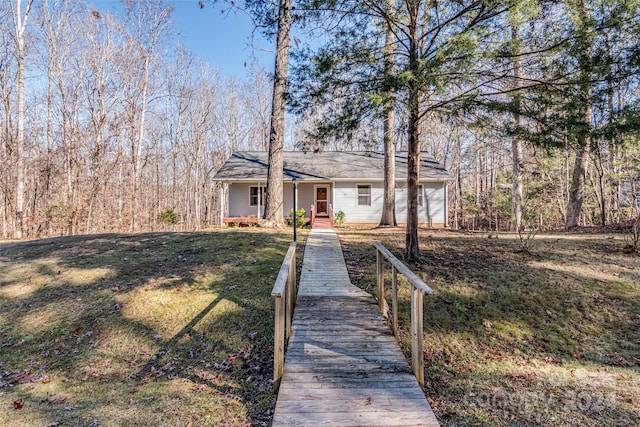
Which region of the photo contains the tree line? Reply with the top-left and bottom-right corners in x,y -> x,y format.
1,0 -> 272,239
246,0 -> 640,257
284,0 -> 640,256
2,0 -> 640,258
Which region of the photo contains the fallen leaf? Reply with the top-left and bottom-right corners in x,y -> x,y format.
42,393 -> 73,405
16,372 -> 34,384
13,399 -> 24,410
459,364 -> 476,373
482,319 -> 492,328
192,384 -> 207,393
505,372 -> 537,383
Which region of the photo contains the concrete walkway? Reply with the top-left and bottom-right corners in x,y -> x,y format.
272,229 -> 440,426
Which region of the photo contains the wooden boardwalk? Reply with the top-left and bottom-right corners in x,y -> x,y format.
272,229 -> 440,427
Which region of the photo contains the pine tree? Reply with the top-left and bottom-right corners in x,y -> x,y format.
264,0 -> 292,224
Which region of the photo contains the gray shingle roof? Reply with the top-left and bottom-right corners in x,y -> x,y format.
213,151 -> 454,182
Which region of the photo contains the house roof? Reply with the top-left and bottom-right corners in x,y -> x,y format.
213,151 -> 454,182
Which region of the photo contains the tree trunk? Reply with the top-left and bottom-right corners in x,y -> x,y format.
566,0 -> 593,228
511,25 -> 524,231
12,0 -> 33,239
15,34 -> 25,239
567,143 -> 590,227
379,0 -> 396,227
405,4 -> 420,260
380,112 -> 397,226
131,54 -> 151,232
264,0 -> 292,223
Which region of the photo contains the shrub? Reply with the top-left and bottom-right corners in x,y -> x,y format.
334,210 -> 346,226
157,209 -> 179,226
288,208 -> 306,227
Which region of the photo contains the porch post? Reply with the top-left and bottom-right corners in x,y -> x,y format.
257,182 -> 261,219
219,184 -> 225,227
293,177 -> 297,242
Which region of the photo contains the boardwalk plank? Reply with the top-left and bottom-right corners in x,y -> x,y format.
272,229 -> 440,427
281,371 -> 419,391
277,386 -> 429,402
274,411 -> 439,427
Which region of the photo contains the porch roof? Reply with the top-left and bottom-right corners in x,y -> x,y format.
213,151 -> 454,182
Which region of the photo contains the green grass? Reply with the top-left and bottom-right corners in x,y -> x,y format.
0,228 -> 306,427
337,228 -> 640,427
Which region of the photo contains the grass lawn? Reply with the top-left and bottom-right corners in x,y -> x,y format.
337,227 -> 640,427
0,228 -> 305,427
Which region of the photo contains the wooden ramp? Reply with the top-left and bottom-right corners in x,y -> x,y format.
272,229 -> 440,427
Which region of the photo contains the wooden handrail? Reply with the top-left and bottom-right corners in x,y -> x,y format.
310,205 -> 315,226
271,242 -> 297,392
374,241 -> 434,390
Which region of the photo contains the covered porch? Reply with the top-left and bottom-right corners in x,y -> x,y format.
219,180 -> 334,227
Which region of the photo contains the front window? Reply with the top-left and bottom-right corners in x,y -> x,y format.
250,186 -> 266,207
357,184 -> 371,206
418,184 -> 424,207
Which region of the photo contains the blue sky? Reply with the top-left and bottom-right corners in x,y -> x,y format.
171,1 -> 274,76
93,0 -> 274,77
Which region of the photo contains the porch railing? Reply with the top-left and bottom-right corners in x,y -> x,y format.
374,242 -> 434,389
271,242 -> 297,392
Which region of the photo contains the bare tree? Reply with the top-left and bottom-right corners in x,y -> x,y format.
79,8 -> 122,233
0,2 -> 15,239
7,0 -> 34,238
121,0 -> 172,232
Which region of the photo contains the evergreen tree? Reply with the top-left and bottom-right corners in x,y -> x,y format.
294,0 -> 512,258
485,0 -> 640,228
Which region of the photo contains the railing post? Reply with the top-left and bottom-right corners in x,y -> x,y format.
373,241 -> 432,390
274,294 -> 285,391
271,242 -> 297,392
391,265 -> 398,337
292,249 -> 297,304
286,250 -> 295,339
376,248 -> 384,314
411,286 -> 425,390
